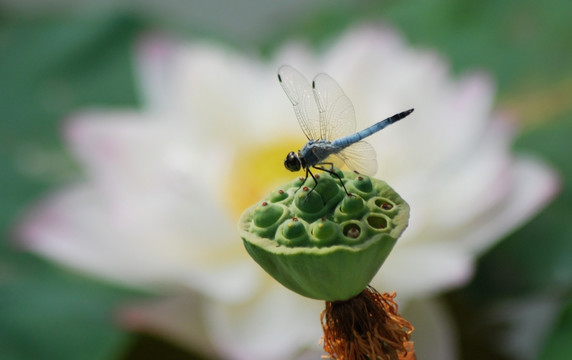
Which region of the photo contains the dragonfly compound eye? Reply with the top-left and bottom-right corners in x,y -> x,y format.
284,152 -> 301,171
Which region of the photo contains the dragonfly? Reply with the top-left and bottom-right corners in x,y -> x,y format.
278,65 -> 414,195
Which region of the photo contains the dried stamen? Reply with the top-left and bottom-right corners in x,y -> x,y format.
320,287 -> 415,360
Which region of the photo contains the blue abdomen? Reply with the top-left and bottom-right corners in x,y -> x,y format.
331,116 -> 397,148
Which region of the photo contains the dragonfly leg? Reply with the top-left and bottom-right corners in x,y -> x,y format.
306,167 -> 319,197
294,168 -> 318,198
294,169 -> 309,193
313,164 -> 352,196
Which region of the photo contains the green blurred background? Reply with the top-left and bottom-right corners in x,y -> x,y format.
1,0 -> 571,359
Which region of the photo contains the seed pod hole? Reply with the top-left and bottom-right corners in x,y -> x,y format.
375,198 -> 393,210
343,224 -> 361,239
366,215 -> 387,229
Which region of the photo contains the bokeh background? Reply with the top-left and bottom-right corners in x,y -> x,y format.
1,0 -> 571,359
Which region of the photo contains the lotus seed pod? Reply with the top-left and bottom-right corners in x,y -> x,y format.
276,217 -> 310,247
293,186 -> 325,216
238,170 -> 409,301
250,202 -> 290,238
310,218 -> 340,247
347,175 -> 374,197
311,173 -> 341,203
334,194 -> 367,223
269,188 -> 289,203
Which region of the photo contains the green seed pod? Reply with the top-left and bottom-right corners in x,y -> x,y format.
250,202 -> 291,238
238,170 -> 409,301
346,175 -> 374,198
293,186 -> 325,217
310,218 -> 340,247
334,194 -> 367,223
311,173 -> 342,203
269,188 -> 289,203
276,217 -> 310,247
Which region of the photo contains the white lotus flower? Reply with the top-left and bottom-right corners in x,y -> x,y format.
17,25 -> 558,360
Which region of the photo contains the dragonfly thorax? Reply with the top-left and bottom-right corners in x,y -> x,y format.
284,151 -> 305,172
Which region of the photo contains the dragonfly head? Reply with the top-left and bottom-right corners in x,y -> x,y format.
284,151 -> 302,172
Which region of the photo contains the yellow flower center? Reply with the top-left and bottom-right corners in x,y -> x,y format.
226,138 -> 302,219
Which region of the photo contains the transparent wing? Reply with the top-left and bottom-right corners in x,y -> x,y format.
322,153 -> 346,169
330,140 -> 378,176
312,73 -> 356,141
277,65 -> 320,140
